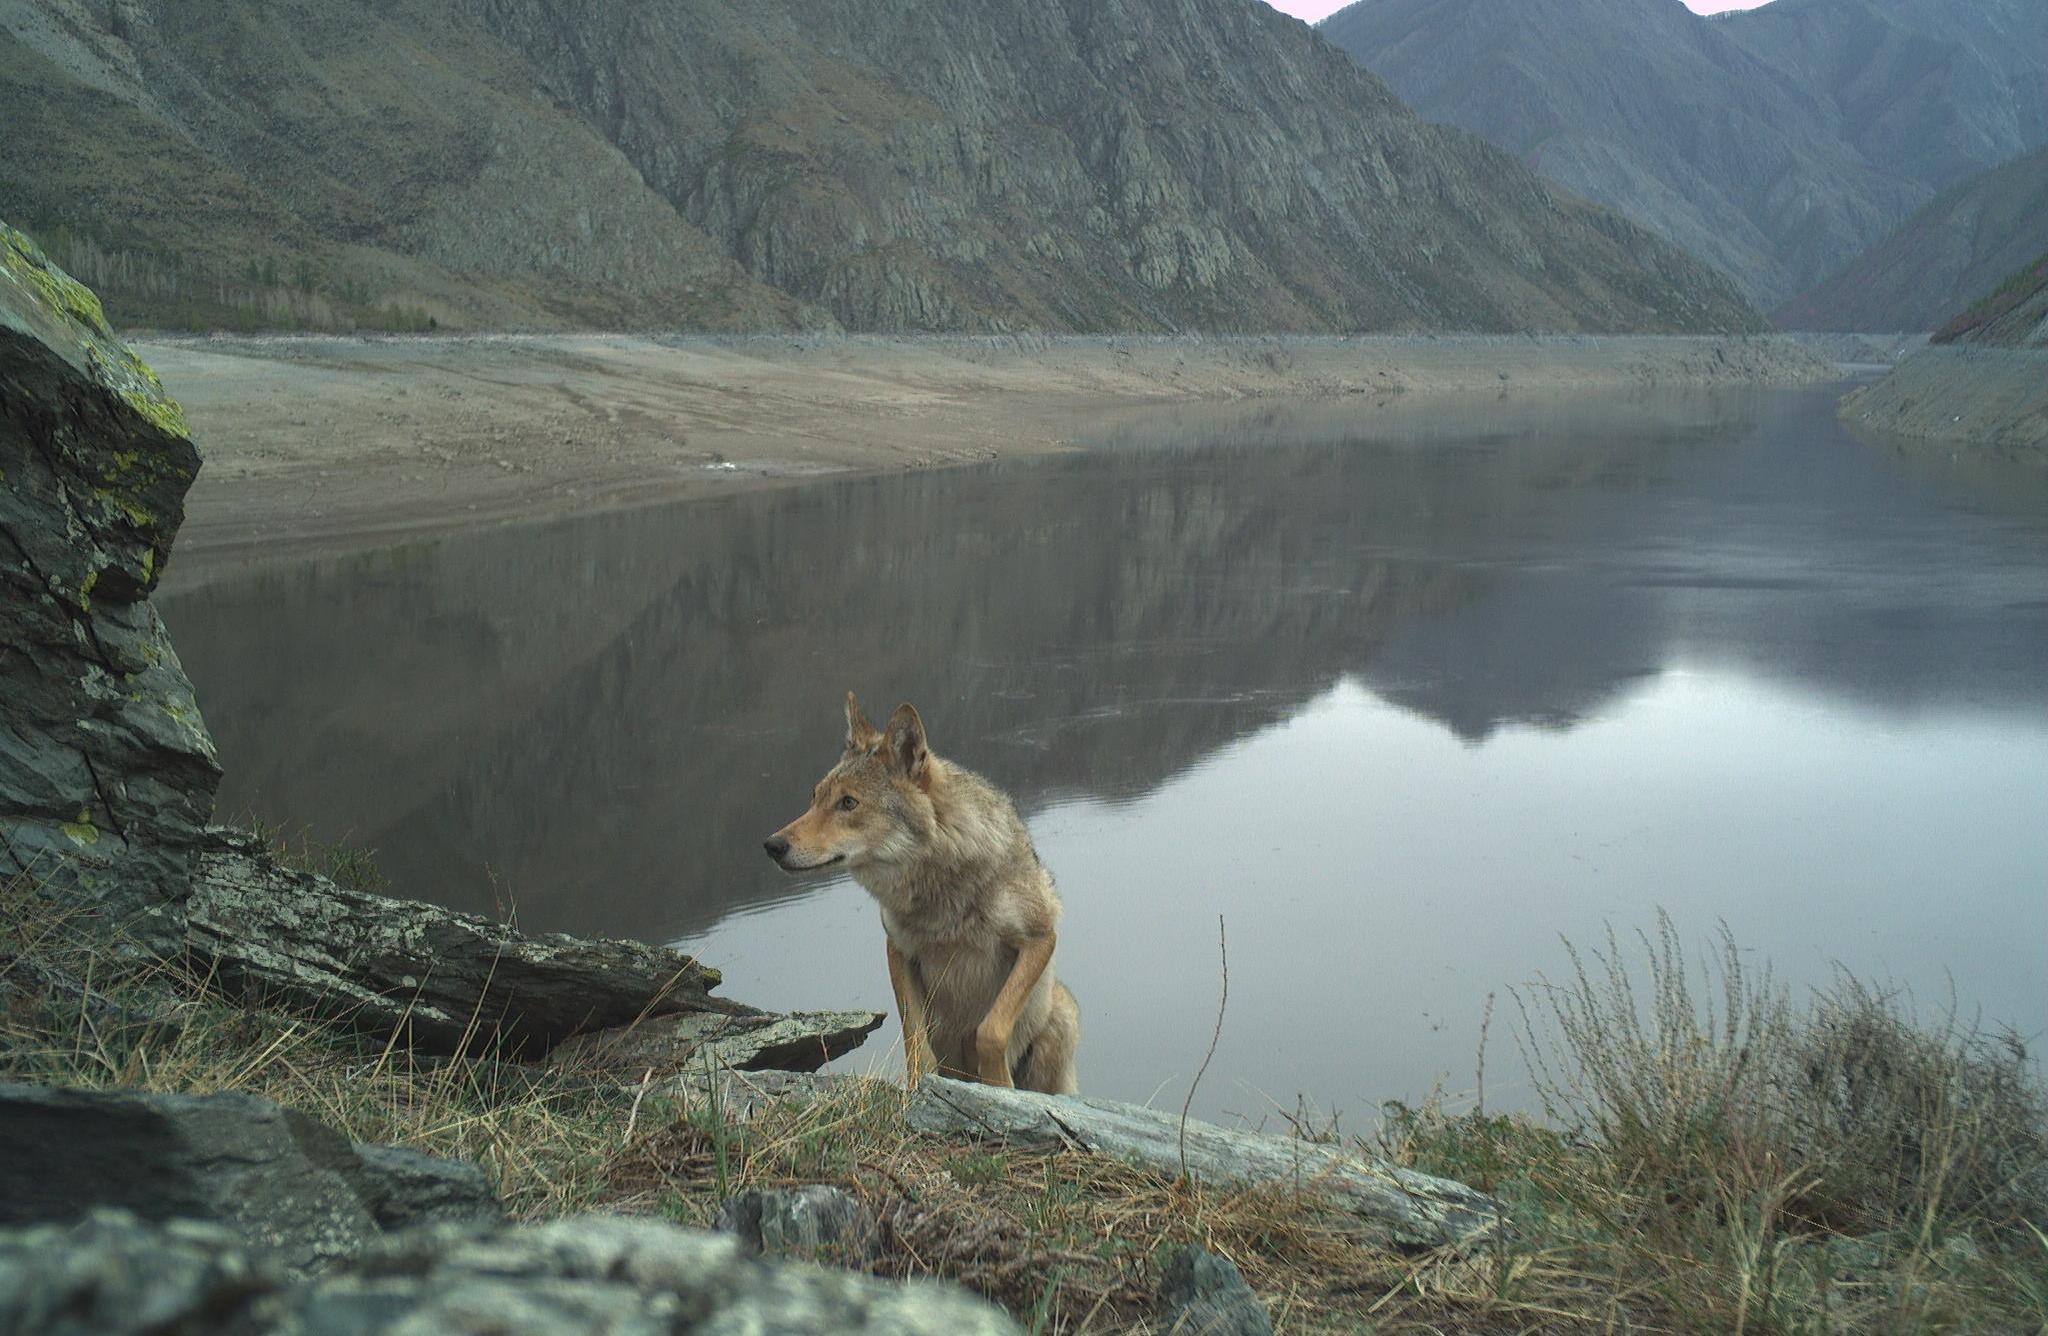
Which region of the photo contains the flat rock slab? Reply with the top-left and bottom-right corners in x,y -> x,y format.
187,829 -> 741,1058
554,1009 -> 885,1078
0,1082 -> 499,1274
0,1210 -> 1021,1336
903,1076 -> 1499,1251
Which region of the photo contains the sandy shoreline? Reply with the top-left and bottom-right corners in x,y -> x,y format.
144,332 -> 1835,587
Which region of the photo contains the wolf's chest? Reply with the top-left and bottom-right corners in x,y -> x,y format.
904,937 -> 1013,1033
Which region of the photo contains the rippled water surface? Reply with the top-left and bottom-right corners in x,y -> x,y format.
162,387 -> 2048,1119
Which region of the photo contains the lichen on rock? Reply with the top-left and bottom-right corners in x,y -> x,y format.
0,218 -> 218,952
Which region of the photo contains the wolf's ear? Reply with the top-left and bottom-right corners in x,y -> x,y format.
845,691 -> 880,751
884,703 -> 928,780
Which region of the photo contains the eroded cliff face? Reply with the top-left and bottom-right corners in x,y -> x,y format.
1,0 -> 1760,334
0,221 -> 217,950
463,0 -> 1762,335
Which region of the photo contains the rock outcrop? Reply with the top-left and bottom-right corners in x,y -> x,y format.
2,0 -> 1760,334
0,221 -> 218,954
0,1082 -> 500,1275
0,1210 -> 1022,1336
186,829 -> 732,1057
2,232 -> 877,1068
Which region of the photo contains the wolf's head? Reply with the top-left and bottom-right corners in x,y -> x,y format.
764,692 -> 937,874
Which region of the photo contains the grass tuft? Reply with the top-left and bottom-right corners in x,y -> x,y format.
1381,911 -> 2048,1332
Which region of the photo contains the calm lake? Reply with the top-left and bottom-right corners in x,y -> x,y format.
160,385 -> 2048,1124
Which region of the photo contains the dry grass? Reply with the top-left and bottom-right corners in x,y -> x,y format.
0,868 -> 622,1219
5,871 -> 2044,1334
1379,913 -> 2048,1334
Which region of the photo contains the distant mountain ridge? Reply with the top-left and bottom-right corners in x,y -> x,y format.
0,0 -> 1761,335
1777,145 -> 2048,332
1321,0 -> 2048,311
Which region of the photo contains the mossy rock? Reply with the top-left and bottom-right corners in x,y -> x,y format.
2,223 -> 190,440
1,215 -> 219,956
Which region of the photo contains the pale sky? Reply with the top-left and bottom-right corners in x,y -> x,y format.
1269,0 -> 1770,19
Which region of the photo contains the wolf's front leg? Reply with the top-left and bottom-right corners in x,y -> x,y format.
885,938 -> 935,1084
975,934 -> 1056,1088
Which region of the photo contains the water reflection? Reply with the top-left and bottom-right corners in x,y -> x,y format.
160,386 -> 2048,1113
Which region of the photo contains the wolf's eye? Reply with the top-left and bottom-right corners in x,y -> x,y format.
836,794 -> 860,812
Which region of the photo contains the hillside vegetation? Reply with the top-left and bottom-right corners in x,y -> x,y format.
0,0 -> 1760,334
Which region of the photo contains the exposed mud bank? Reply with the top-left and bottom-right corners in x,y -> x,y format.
144,332 -> 1835,584
1840,345 -> 2048,453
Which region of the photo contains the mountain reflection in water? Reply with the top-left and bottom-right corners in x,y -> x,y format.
162,387 -> 2048,1115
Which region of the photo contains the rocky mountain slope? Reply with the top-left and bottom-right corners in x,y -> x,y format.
1321,0 -> 2048,310
1839,253 -> 2048,448
1777,145 -> 2048,332
0,0 -> 1760,334
1933,253 -> 2048,349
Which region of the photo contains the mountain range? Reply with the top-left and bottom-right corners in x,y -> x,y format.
0,0 -> 1760,335
1322,0 -> 2048,313
1777,144 -> 2048,333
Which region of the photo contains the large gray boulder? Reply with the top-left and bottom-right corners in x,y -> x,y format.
0,1211 -> 1023,1336
0,233 -> 873,1068
0,1083 -> 499,1274
0,222 -> 219,954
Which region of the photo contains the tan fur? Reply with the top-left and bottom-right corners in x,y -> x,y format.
766,693 -> 1080,1095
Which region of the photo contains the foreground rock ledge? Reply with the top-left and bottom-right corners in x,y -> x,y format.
0,1082 -> 500,1276
0,1211 -> 1021,1336
188,829 -> 880,1062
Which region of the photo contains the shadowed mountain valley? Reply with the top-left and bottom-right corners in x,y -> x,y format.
1322,0 -> 2048,310
1781,144 -> 2048,333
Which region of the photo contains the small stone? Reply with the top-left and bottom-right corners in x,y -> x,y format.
714,1185 -> 880,1265
352,1143 -> 504,1231
1158,1245 -> 1272,1336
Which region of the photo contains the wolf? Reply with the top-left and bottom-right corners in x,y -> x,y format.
763,693 -> 1080,1095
